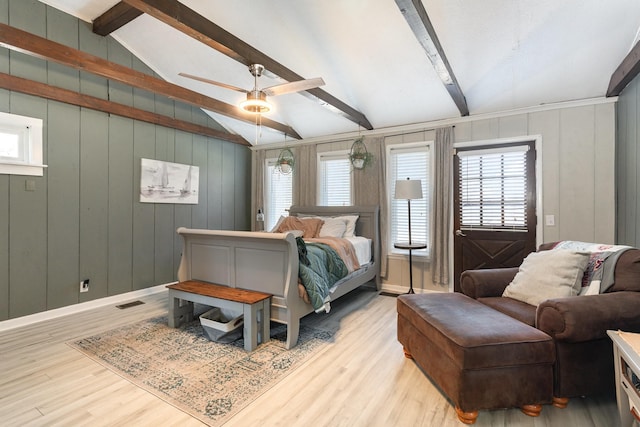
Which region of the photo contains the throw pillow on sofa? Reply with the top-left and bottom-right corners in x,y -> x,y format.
502,249 -> 590,306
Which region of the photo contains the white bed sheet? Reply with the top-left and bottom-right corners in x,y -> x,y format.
345,236 -> 371,266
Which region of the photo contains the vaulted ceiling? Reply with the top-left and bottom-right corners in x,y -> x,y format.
33,0 -> 640,145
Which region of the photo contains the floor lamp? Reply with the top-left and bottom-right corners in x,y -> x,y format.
394,178 -> 425,294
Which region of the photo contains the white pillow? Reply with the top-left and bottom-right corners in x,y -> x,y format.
502,250 -> 590,307
318,217 -> 347,237
336,215 -> 359,237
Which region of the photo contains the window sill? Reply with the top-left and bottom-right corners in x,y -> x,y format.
0,163 -> 47,176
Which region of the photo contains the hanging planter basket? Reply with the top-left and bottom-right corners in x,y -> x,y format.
349,136 -> 374,170
276,147 -> 295,174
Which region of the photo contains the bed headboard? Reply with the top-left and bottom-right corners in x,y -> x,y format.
288,205 -> 380,266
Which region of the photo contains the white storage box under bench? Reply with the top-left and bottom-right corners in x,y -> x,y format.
167,280 -> 272,351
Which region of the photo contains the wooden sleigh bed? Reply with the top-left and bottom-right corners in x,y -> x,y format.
175,205 -> 381,349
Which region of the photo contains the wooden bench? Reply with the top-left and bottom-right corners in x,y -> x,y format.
166,280 -> 272,351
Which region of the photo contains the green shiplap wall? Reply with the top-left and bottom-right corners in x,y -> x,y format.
0,0 -> 251,320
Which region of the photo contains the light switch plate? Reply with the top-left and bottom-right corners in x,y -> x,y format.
545,214 -> 555,226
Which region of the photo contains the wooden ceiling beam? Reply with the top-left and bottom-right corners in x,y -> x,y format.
0,23 -> 300,139
93,2 -> 143,36
607,40 -> 640,97
0,72 -> 250,146
395,0 -> 469,117
120,0 -> 373,130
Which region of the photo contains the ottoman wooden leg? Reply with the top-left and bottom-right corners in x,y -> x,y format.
403,346 -> 413,359
521,404 -> 542,417
455,406 -> 478,425
552,397 -> 569,408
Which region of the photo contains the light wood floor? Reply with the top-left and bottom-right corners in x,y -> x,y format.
0,285 -> 621,426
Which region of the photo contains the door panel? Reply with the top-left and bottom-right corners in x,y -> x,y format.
453,142 -> 537,292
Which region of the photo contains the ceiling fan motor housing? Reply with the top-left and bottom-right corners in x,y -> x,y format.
241,90 -> 271,113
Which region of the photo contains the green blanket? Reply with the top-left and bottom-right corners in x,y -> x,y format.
296,238 -> 348,312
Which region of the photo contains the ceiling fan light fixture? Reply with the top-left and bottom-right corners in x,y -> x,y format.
240,90 -> 271,113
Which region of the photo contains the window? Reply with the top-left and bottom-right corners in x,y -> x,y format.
318,151 -> 351,206
388,143 -> 431,254
0,112 -> 45,176
457,145 -> 530,229
264,158 -> 293,231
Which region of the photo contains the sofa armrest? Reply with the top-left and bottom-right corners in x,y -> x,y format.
459,268 -> 519,299
537,292 -> 640,342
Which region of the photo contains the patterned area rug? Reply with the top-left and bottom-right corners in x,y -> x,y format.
68,317 -> 334,426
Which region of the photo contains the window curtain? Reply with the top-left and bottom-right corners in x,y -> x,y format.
252,149 -> 266,231
431,126 -> 454,286
353,136 -> 389,278
293,144 -> 317,206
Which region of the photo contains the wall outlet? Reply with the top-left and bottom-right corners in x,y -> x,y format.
80,279 -> 89,293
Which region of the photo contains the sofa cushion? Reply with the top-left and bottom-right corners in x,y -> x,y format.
478,296 -> 537,327
502,250 -> 590,306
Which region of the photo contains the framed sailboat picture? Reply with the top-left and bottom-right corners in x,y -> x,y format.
140,158 -> 199,204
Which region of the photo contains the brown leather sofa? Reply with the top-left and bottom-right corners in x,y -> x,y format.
460,243 -> 640,405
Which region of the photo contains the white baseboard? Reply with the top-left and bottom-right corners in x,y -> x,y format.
0,282 -> 173,333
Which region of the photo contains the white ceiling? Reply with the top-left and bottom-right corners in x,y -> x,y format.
38,0 -> 640,145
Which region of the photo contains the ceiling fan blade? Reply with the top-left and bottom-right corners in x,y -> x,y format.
178,72 -> 249,93
262,77 -> 325,96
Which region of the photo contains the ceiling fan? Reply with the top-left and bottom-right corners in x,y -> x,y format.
179,64 -> 325,114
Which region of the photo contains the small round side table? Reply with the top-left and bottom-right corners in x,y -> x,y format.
394,242 -> 427,294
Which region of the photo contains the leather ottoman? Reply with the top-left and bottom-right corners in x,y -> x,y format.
397,292 -> 554,424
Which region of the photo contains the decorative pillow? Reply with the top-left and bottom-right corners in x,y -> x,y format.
336,215 -> 359,237
502,250 -> 590,307
286,230 -> 304,238
276,216 -> 324,238
270,215 -> 287,232
318,217 -> 347,238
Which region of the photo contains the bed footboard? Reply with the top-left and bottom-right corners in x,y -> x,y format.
176,228 -> 308,348
175,205 -> 380,349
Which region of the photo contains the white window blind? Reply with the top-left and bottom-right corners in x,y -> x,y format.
318,152 -> 351,206
388,144 -> 430,252
264,159 -> 293,231
457,145 -> 529,229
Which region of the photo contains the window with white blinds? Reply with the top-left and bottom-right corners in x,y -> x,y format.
457,145 -> 529,229
264,158 -> 293,231
388,143 -> 430,254
318,151 -> 352,206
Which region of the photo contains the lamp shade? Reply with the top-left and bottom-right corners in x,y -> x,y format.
395,178 -> 422,200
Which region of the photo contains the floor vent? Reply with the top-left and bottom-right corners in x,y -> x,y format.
116,300 -> 145,309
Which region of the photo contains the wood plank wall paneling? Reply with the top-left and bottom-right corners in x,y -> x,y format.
79,109 -> 109,301
191,134 -> 208,229
617,74 -> 640,245
594,103 -> 616,244
0,0 -> 251,321
455,105 -> 616,246
47,102 -> 81,310
559,107 -> 596,241
530,109 -> 560,243
0,0 -> 7,318
207,140 -> 223,230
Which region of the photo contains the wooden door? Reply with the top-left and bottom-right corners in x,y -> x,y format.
453,141 -> 537,292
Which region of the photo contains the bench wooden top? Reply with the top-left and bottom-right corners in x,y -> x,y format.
167,280 -> 272,304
